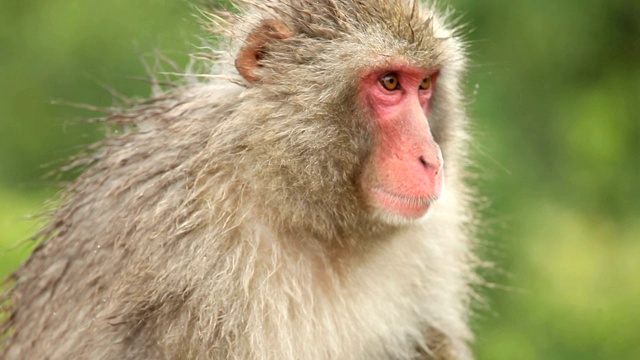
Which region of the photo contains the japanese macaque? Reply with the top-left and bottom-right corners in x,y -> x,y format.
0,0 -> 481,359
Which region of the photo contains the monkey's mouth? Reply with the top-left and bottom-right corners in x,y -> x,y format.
369,186 -> 435,219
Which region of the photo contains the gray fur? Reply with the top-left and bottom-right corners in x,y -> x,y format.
1,1 -> 480,359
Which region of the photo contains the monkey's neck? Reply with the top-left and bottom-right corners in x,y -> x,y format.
244,201 -> 403,280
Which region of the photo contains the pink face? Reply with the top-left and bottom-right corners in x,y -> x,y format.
359,63 -> 443,220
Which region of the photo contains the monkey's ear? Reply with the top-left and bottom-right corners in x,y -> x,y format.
235,19 -> 293,84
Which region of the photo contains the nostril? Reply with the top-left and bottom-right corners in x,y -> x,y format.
419,155 -> 442,175
419,156 -> 428,168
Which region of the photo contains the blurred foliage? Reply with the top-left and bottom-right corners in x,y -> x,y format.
0,0 -> 638,359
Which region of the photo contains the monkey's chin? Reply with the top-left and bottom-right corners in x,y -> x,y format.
369,187 -> 435,224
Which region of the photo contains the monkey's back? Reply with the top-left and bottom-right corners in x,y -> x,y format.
1,82 -> 245,359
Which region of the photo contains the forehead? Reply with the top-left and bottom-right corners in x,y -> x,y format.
339,28 -> 456,72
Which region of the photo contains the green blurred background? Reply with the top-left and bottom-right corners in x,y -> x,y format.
1,0 -> 638,358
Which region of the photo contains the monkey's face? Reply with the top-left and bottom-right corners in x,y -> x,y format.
357,63 -> 443,223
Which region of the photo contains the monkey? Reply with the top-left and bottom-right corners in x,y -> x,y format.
0,0 -> 481,359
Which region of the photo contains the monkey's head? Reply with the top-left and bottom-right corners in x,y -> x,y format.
226,0 -> 467,239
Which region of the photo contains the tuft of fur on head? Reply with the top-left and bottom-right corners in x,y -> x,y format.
1,1 -> 481,360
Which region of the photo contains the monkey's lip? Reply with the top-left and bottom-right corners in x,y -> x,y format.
370,186 -> 435,219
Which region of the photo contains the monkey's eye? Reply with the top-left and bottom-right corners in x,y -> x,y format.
380,73 -> 400,91
419,76 -> 432,90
